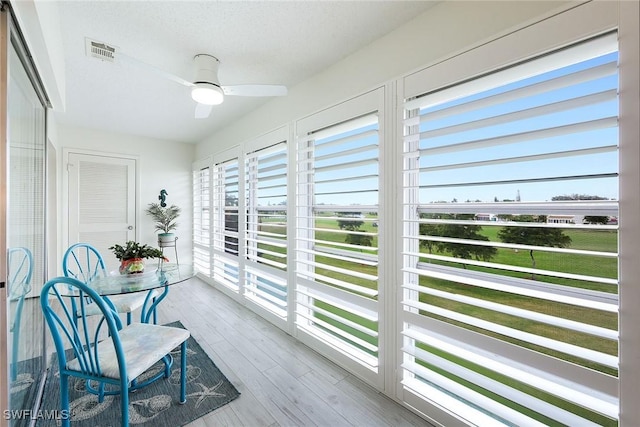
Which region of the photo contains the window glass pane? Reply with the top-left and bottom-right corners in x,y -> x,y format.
245,141 -> 288,317
193,167 -> 210,275
297,112 -> 380,369
212,158 -> 240,291
7,36 -> 47,418
402,35 -> 619,426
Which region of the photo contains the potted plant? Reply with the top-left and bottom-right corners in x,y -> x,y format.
109,241 -> 168,274
145,203 -> 181,244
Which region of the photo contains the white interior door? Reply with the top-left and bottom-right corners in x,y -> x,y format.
67,152 -> 136,272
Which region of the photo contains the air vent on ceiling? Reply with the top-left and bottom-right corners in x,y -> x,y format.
85,38 -> 117,62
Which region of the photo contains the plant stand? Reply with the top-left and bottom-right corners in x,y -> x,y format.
158,236 -> 179,266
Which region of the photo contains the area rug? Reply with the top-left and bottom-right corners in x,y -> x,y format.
37,321 -> 240,426
9,355 -> 46,427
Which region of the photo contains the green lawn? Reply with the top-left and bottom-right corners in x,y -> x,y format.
253,215 -> 618,424
480,225 -> 617,252
422,225 -> 617,293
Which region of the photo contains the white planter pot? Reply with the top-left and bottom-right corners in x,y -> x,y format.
158,233 -> 176,244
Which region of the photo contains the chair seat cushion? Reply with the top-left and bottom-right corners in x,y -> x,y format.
67,323 -> 190,382
82,289 -> 161,316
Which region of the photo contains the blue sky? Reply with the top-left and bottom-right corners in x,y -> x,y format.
417,52 -> 618,204
250,50 -> 619,208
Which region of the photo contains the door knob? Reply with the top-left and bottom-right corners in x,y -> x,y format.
127,226 -> 133,230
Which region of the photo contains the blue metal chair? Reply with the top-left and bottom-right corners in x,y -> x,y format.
7,247 -> 33,381
63,243 -> 159,324
40,276 -> 190,427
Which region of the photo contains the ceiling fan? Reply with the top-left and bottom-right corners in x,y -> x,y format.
85,39 -> 288,118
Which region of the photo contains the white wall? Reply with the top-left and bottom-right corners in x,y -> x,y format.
56,125 -> 195,269
196,0 -> 572,158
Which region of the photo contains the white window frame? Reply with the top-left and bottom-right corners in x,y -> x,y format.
243,126 -> 291,327
398,2 -> 621,425
211,147 -> 243,297
295,88 -> 385,387
192,157 -> 211,277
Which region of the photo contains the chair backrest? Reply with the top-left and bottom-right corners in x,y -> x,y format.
63,243 -> 107,283
8,247 -> 33,380
40,276 -> 126,379
7,247 -> 33,300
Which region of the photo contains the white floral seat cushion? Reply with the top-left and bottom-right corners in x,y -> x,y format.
80,289 -> 161,317
67,323 -> 190,382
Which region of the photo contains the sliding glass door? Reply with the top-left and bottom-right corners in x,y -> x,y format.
1,6 -> 49,426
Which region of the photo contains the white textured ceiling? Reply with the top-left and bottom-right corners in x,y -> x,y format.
53,1 -> 437,144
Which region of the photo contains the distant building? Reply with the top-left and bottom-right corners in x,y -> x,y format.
475,213 -> 497,221
547,215 -> 582,224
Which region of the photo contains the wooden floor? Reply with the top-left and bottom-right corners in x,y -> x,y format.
156,277 -> 433,427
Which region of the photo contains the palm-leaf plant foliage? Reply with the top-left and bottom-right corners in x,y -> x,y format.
145,203 -> 181,234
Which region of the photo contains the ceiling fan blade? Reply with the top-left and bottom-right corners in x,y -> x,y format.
89,40 -> 286,114
221,85 -> 287,97
118,52 -> 194,87
194,103 -> 213,119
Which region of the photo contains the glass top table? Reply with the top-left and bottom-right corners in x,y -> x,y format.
88,263 -> 195,323
88,263 -> 194,296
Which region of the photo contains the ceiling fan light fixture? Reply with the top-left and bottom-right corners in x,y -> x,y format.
191,82 -> 224,105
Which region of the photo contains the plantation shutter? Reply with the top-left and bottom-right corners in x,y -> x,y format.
401,33 -> 619,425
193,165 -> 210,276
244,140 -> 288,318
296,89 -> 382,377
212,157 -> 241,292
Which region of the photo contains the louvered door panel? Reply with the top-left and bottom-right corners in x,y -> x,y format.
68,153 -> 136,272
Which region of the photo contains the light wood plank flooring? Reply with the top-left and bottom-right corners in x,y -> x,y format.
156,277 -> 433,427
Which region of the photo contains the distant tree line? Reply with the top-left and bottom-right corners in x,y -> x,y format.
324,195 -> 609,279
413,193 -> 616,279
419,213 -> 571,279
